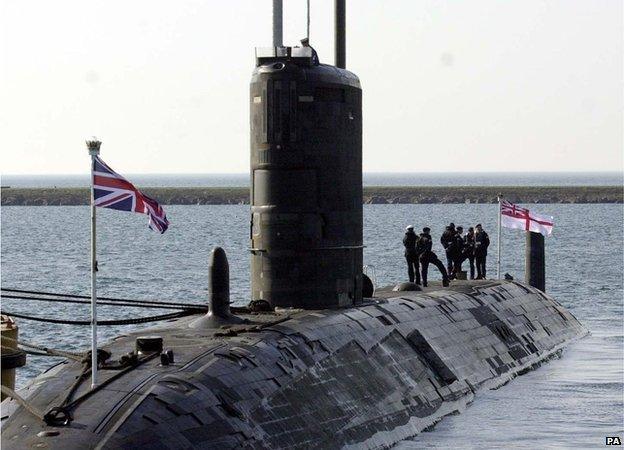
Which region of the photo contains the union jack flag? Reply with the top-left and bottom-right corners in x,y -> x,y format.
92,156 -> 169,233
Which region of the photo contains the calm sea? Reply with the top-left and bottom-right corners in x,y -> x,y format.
1,202 -> 623,448
2,172 -> 623,188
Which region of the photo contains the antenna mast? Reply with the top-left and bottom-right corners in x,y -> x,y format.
335,0 -> 346,68
272,0 -> 283,47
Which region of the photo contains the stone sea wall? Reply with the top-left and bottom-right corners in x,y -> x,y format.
1,186 -> 622,206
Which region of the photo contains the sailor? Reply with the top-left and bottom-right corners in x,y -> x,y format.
440,223 -> 456,275
419,227 -> 450,287
403,225 -> 420,284
463,226 -> 476,279
474,223 -> 490,279
300,38 -> 319,65
451,226 -> 465,277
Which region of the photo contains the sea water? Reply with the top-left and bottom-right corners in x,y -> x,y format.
1,203 -> 622,448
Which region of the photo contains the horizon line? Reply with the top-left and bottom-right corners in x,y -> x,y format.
3,170 -> 623,177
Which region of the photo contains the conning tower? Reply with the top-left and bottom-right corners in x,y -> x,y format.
250,5 -> 362,309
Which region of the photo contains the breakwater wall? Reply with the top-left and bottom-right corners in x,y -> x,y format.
1,186 -> 622,206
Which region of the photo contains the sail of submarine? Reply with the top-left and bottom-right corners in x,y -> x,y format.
0,1 -> 587,448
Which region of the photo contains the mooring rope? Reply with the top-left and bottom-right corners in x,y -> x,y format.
1,287 -> 250,315
43,350 -> 161,426
0,288 -> 228,427
0,385 -> 46,422
0,309 -> 196,326
2,335 -> 84,361
1,348 -> 161,426
1,293 -> 203,311
1,287 -> 207,310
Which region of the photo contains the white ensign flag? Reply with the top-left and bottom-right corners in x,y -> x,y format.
500,200 -> 554,236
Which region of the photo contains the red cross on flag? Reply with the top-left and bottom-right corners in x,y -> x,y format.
500,200 -> 554,236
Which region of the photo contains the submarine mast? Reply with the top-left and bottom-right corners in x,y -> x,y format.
250,0 -> 363,309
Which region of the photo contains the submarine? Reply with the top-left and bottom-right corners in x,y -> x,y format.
1,1 -> 587,448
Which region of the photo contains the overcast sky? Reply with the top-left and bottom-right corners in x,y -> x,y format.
1,0 -> 622,175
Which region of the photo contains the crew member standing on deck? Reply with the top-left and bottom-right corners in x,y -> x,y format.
419,227 -> 450,287
474,223 -> 490,279
403,225 -> 420,284
451,226 -> 465,277
463,226 -> 476,279
440,223 -> 456,275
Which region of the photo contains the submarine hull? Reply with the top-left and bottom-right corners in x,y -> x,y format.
1,280 -> 586,449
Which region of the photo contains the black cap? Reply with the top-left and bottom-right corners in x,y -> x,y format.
468,227 -> 474,231
457,226 -> 463,231
476,223 -> 482,228
423,227 -> 430,233
449,222 -> 455,228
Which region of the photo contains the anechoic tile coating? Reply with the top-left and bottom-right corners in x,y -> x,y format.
1,280 -> 586,449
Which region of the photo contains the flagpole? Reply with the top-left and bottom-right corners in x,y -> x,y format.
497,193 -> 502,279
87,138 -> 101,389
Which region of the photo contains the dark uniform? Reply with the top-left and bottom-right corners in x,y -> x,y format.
300,38 -> 320,65
463,228 -> 476,279
419,228 -> 449,287
474,225 -> 490,279
440,223 -> 456,275
450,229 -> 466,277
403,228 -> 420,284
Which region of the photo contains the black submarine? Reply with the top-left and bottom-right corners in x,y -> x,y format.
1,1 -> 587,448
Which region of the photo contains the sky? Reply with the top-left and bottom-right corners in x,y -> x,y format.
1,0 -> 622,175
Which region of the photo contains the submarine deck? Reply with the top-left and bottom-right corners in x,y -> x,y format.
1,279 -> 587,449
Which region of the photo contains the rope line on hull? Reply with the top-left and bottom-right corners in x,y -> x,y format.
2,335 -> 84,361
0,385 -> 46,422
